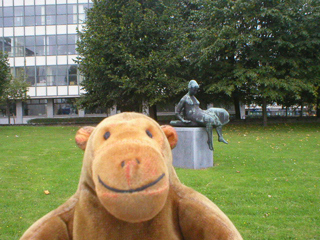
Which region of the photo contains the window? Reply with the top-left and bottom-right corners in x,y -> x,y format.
35,36 -> 45,55
36,6 -> 45,15
68,14 -> 77,24
4,17 -> 14,27
4,7 -> 14,17
36,66 -> 46,86
26,66 -> 36,86
36,6 -> 45,25
57,15 -> 67,25
23,99 -> 47,116
56,66 -> 68,85
68,65 -> 77,85
57,35 -> 67,55
4,38 -> 13,57
68,5 -> 77,14
14,37 -> 25,57
25,6 -> 35,16
46,15 -> 56,25
46,66 -> 56,85
57,4 -> 67,14
25,16 -> 35,26
54,98 -> 78,115
25,36 -> 35,56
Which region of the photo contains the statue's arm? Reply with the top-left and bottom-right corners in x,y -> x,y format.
175,97 -> 191,123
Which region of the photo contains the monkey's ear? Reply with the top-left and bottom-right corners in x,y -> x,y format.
161,125 -> 178,149
75,126 -> 95,150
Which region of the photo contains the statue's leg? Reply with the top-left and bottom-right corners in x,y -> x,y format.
206,124 -> 214,151
216,126 -> 228,144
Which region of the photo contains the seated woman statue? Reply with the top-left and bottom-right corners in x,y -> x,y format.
175,80 -> 229,151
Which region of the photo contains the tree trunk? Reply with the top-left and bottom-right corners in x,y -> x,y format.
262,98 -> 267,127
233,94 -> 241,120
300,103 -> 303,118
149,105 -> 158,121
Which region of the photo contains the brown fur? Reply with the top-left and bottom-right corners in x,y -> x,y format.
20,112 -> 242,240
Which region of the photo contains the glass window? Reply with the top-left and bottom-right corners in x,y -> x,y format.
4,17 -> 14,27
14,17 -> 24,26
46,15 -> 56,25
56,66 -> 68,85
25,36 -> 35,45
57,15 -> 67,25
57,35 -> 67,45
47,45 -> 57,55
67,35 -> 77,44
57,5 -> 67,14
68,5 -> 77,14
68,45 -> 76,54
23,100 -> 47,116
25,16 -> 35,26
54,98 -> 78,115
47,36 -> 56,45
25,6 -> 35,16
36,16 -> 45,25
58,45 -> 67,55
14,7 -> 24,16
69,75 -> 77,85
15,37 -> 24,47
46,5 -> 56,15
68,14 -> 77,24
4,7 -> 14,17
36,36 -> 45,46
68,65 -> 77,75
36,66 -> 46,85
26,66 -> 36,85
68,65 -> 77,85
36,6 -> 45,15
14,47 -> 25,57
35,46 -> 46,55
46,66 -> 56,85
4,38 -> 13,56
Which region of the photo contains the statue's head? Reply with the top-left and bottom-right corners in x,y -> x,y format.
188,80 -> 199,95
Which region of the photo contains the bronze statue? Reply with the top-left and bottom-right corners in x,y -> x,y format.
171,80 -> 229,151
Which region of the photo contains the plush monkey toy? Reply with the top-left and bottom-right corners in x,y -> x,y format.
21,112 -> 242,240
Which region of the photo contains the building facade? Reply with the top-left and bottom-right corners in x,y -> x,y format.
0,0 -> 113,124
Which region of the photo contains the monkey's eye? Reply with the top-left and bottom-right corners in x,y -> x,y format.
146,130 -> 153,138
104,131 -> 111,140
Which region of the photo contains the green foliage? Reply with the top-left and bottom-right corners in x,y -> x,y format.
190,0 -> 320,107
0,75 -> 29,103
0,52 -> 11,98
1,123 -> 319,239
76,0 -> 190,111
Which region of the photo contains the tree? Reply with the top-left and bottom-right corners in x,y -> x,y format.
190,0 -> 320,125
0,75 -> 29,124
76,0 -> 190,119
0,52 -> 11,98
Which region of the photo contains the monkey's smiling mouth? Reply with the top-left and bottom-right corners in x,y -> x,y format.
98,173 -> 165,193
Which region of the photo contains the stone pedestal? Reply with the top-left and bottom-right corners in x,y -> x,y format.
172,127 -> 213,169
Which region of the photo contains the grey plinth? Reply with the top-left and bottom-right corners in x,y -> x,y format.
172,127 -> 213,169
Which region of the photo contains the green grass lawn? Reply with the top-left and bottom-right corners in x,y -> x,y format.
0,123 -> 319,239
